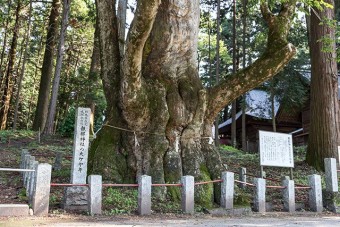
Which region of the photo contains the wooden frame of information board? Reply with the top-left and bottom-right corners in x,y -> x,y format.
258,130 -> 294,179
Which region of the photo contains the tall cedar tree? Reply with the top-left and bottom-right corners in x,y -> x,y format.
0,0 -> 21,129
33,0 -> 61,131
306,0 -> 339,170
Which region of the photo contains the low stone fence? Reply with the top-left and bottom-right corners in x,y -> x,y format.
7,150 -> 340,216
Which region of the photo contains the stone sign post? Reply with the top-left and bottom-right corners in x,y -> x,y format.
64,107 -> 91,211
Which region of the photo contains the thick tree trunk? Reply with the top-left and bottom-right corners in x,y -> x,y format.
89,0 -> 297,206
32,0 -> 61,131
13,0 -> 33,130
44,0 -> 70,134
306,0 -> 339,170
0,0 -> 21,129
0,0 -> 12,87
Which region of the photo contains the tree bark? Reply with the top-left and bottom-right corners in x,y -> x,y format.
231,0 -> 237,148
44,0 -> 71,134
89,0 -> 297,206
241,0 -> 248,151
214,0 -> 221,145
0,0 -> 12,87
0,0 -> 21,129
32,0 -> 61,131
13,0 -> 33,130
306,0 -> 339,170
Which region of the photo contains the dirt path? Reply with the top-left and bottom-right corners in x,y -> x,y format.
1,213 -> 340,227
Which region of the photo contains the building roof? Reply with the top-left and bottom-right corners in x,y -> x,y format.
218,89 -> 279,129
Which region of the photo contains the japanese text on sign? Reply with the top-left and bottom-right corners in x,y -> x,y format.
259,130 -> 294,168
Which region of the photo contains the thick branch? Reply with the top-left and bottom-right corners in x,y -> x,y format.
206,43 -> 296,122
96,0 -> 120,107
121,0 -> 161,129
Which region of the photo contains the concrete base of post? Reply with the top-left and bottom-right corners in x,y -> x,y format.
88,175 -> 102,215
282,178 -> 295,212
253,178 -> 266,213
138,175 -> 152,215
221,171 -> 234,209
64,186 -> 89,212
32,163 -> 52,216
323,190 -> 340,213
308,174 -> 323,212
181,176 -> 194,214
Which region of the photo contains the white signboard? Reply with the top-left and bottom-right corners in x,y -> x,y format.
71,107 -> 91,184
259,130 -> 294,168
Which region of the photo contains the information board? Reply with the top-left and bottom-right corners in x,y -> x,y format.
259,130 -> 294,168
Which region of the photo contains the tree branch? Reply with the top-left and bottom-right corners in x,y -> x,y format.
206,1 -> 298,123
121,0 -> 161,129
206,43 -> 296,123
96,0 -> 120,106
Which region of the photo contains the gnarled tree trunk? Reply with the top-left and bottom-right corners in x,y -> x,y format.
89,0 -> 297,206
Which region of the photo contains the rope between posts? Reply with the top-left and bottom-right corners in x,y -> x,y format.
50,183 -> 88,187
267,185 -> 286,189
103,183 -> 139,187
194,179 -> 223,185
295,186 -> 311,189
152,183 -> 182,187
234,180 -> 255,187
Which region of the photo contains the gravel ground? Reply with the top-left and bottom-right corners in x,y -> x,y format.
2,212 -> 340,227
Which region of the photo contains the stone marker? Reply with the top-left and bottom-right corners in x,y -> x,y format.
282,178 -> 295,212
53,153 -> 63,171
88,175 -> 102,215
308,174 -> 322,212
0,204 -> 29,217
254,178 -> 266,213
239,167 -> 247,189
324,158 -> 338,192
23,154 -> 31,183
32,163 -> 52,216
29,161 -> 39,205
181,175 -> 194,214
138,175 -> 152,215
20,149 -> 28,170
323,158 -> 340,213
26,156 -> 36,195
221,171 -> 234,209
64,107 -> 91,211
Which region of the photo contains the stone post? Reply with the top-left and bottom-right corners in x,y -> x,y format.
64,107 -> 91,211
325,158 -> 338,192
254,178 -> 266,213
88,175 -> 102,215
23,154 -> 30,183
138,175 -> 152,215
20,149 -> 28,170
308,174 -> 323,212
239,167 -> 247,189
53,153 -> 63,171
29,161 -> 39,205
181,175 -> 194,214
26,156 -> 36,195
221,171 -> 234,209
323,158 -> 340,213
32,163 -> 52,216
282,178 -> 295,212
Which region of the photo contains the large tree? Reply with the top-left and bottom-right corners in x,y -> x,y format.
88,0 -> 297,206
306,0 -> 339,170
32,0 -> 61,131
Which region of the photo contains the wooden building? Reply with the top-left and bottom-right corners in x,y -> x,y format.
218,90 -> 302,152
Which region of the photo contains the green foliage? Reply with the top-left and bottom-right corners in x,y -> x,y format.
18,188 -> 28,201
0,130 -> 36,143
57,107 -> 76,137
103,188 -> 138,214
